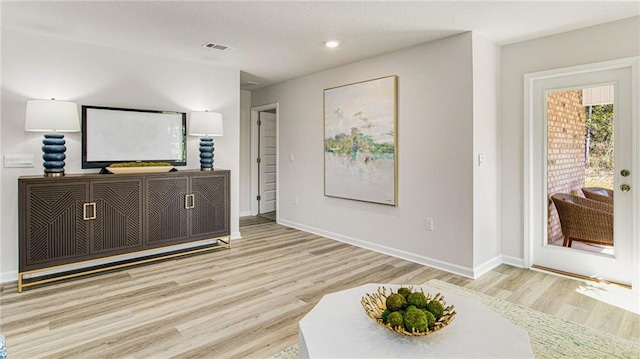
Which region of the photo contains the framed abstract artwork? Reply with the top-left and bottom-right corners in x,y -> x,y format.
323,75 -> 398,206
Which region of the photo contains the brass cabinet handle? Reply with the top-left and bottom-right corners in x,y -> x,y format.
83,203 -> 91,220
185,194 -> 195,209
621,184 -> 631,192
83,202 -> 97,220
89,202 -> 97,219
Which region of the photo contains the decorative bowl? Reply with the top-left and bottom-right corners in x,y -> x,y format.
107,166 -> 173,174
360,286 -> 456,336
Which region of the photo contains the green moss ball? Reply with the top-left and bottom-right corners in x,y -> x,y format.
397,287 -> 412,298
386,311 -> 404,328
407,292 -> 429,308
421,309 -> 436,328
403,307 -> 427,332
381,309 -> 391,322
386,293 -> 407,311
426,300 -> 445,320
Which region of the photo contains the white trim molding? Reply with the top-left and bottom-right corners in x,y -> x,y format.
1,270 -> 18,284
278,219 -> 477,279
501,255 -> 525,268
523,56 -> 640,292
472,256 -> 502,279
250,103 -> 279,217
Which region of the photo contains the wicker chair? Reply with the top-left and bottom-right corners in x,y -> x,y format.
551,193 -> 613,247
581,187 -> 613,205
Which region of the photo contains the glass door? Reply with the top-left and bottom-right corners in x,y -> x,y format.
530,66 -> 634,286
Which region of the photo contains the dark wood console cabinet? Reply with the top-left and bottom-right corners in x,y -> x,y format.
18,169 -> 230,292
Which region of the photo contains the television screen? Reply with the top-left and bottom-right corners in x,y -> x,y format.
82,106 -> 187,169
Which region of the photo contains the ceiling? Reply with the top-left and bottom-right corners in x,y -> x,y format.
2,1 -> 639,90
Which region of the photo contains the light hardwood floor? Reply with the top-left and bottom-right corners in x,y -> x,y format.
1,217 -> 638,358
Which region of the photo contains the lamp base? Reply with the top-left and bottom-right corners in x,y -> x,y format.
199,137 -> 215,171
42,133 -> 67,177
44,172 -> 64,178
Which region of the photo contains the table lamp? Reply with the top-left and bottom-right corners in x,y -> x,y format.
189,111 -> 223,171
25,98 -> 80,177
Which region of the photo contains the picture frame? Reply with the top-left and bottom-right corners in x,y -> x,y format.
323,75 -> 398,206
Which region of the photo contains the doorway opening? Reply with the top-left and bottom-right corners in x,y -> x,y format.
250,103 -> 278,222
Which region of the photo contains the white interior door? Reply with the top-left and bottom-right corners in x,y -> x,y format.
529,65 -> 635,286
259,112 -> 277,214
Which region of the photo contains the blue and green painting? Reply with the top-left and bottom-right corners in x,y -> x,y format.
324,76 -> 396,205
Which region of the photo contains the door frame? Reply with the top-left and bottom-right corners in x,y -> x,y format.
523,57 -> 640,292
250,102 -> 279,217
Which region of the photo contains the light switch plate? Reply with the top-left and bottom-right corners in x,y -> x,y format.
4,154 -> 35,168
478,153 -> 486,167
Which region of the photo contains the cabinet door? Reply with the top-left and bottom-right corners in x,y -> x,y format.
90,179 -> 144,255
145,176 -> 190,245
190,173 -> 230,238
21,181 -> 89,270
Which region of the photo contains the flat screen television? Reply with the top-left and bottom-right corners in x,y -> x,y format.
82,105 -> 187,169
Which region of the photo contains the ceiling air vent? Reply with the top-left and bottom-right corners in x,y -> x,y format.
201,42 -> 235,52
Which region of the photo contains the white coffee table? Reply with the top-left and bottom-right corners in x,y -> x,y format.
298,283 -> 534,358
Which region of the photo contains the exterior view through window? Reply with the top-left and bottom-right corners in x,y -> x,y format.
547,86 -> 614,255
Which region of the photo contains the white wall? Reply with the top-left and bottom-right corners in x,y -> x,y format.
472,33 -> 501,273
500,16 -> 640,263
1,30 -> 241,282
252,33 -> 478,276
239,90 -> 252,216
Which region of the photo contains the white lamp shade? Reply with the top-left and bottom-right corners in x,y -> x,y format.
189,111 -> 224,137
25,99 -> 80,132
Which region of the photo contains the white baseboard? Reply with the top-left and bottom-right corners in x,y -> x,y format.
472,255 -> 502,279
231,231 -> 242,240
277,219 -> 476,279
239,211 -> 252,217
501,255 -> 525,268
1,270 -> 17,284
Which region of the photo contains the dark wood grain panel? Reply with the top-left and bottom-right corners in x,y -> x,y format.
22,182 -> 89,268
190,172 -> 230,238
91,179 -> 144,254
145,176 -> 190,245
18,170 -> 231,288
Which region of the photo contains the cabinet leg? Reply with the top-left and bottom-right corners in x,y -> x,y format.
218,236 -> 231,249
18,273 -> 24,293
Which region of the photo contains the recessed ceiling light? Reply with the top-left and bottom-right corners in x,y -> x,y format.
324,40 -> 340,48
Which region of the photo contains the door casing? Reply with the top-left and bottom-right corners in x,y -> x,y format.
250,103 -> 279,217
258,111 -> 277,213
523,57 -> 640,292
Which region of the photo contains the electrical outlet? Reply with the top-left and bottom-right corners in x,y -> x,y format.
425,218 -> 434,231
293,196 -> 298,205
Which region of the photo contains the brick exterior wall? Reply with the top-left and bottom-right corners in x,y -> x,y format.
547,90 -> 586,243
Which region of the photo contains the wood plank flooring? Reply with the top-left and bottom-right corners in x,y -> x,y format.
1,217 -> 638,358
